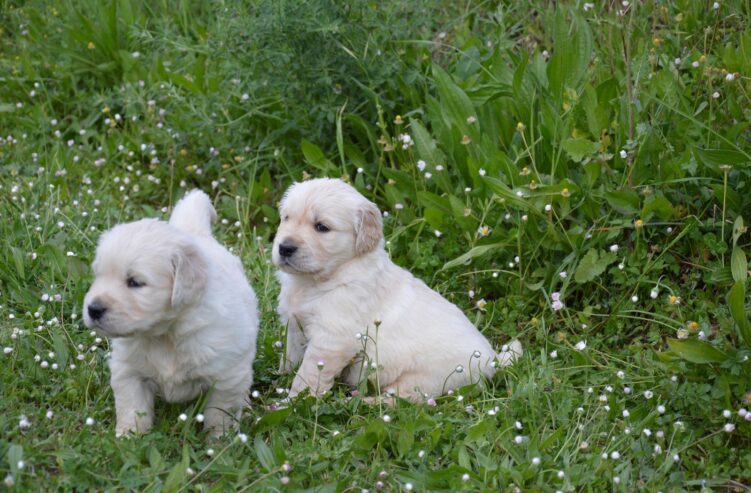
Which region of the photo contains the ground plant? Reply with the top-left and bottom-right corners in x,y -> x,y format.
1,0 -> 750,490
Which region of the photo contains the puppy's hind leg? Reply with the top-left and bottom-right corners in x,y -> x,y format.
112,376 -> 155,437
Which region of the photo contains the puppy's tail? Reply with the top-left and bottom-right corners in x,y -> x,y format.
495,339 -> 523,367
169,189 -> 216,237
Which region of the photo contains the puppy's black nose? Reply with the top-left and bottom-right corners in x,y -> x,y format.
278,242 -> 298,258
88,302 -> 107,320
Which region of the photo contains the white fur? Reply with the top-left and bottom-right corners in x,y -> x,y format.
83,190 -> 258,436
272,178 -> 521,401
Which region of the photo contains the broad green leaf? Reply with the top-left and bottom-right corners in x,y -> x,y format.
411,120 -> 445,168
251,406 -> 292,433
604,190 -> 639,215
733,215 -> 745,245
727,281 -> 751,347
562,138 -> 600,163
641,196 -> 674,221
163,445 -> 189,493
301,139 -> 335,174
693,147 -> 750,169
254,435 -> 275,472
574,249 -> 616,284
443,243 -> 508,271
667,339 -> 727,364
417,191 -> 450,213
731,247 -> 747,283
8,444 -> 23,477
710,184 -> 741,214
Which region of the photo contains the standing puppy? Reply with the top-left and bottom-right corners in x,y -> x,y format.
83,190 -> 258,436
273,178 -> 521,401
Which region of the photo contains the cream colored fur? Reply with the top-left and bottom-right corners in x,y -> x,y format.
83,190 -> 258,436
272,178 -> 521,401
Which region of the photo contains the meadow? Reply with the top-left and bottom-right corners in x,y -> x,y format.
1,0 -> 750,490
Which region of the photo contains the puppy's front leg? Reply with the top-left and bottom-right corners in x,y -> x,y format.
112,375 -> 154,436
204,388 -> 244,438
288,345 -> 353,398
279,319 -> 306,374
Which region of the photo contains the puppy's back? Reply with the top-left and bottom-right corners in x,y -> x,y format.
169,189 -> 216,237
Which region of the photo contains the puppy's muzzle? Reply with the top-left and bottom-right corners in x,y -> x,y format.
87,300 -> 107,320
278,242 -> 298,258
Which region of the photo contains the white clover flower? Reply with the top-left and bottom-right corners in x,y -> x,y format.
616,370 -> 625,379
644,390 -> 654,399
610,451 -> 621,460
478,168 -> 486,176
643,428 -> 652,437
619,150 -> 627,159
196,413 -> 205,423
722,409 -> 732,418
631,295 -> 638,302
514,435 -> 523,444
85,417 -> 95,426
545,204 -> 552,212
179,413 -> 188,422
532,457 -> 541,465
557,470 -> 565,479
46,410 -> 53,419
712,91 -> 720,99
382,415 -> 392,423
622,409 -> 630,417
609,244 -> 619,253
724,423 -> 735,433
574,340 -> 587,351
549,350 -> 558,359
18,415 -> 31,429
3,347 -> 12,354
650,289 -> 659,299
657,405 -> 666,414
418,450 -> 425,458
462,473 -> 470,482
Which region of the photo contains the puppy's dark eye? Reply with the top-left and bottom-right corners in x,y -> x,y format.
126,277 -> 145,288
314,222 -> 330,233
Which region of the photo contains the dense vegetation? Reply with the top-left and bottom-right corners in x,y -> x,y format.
1,0 -> 750,490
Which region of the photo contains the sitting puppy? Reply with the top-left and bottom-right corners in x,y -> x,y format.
83,190 -> 258,436
273,178 -> 521,401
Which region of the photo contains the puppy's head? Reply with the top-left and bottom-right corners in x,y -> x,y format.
272,178 -> 383,278
83,219 -> 208,337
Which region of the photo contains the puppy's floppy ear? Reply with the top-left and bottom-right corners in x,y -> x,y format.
171,240 -> 208,309
355,201 -> 383,255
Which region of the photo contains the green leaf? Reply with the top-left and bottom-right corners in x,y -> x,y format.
301,139 -> 335,174
731,247 -> 748,283
733,215 -> 745,245
443,243 -> 508,271
251,406 -> 292,434
667,339 -> 727,364
604,189 -> 639,215
411,120 -> 445,168
693,147 -> 750,169
727,281 -> 751,347
641,196 -> 674,221
8,444 -> 23,477
574,249 -> 616,284
163,445 -> 190,493
417,191 -> 450,214
561,138 -> 600,163
254,435 -> 276,472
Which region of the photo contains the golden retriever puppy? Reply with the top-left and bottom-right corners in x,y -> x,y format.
83,190 -> 258,436
273,178 -> 521,401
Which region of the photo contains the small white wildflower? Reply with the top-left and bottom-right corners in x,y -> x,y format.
724,423 -> 735,433
644,390 -> 654,399
85,417 -> 95,426
195,413 -> 205,423
610,451 -> 621,460
532,457 -> 541,465
619,150 -> 627,159
478,168 -> 486,176
574,340 -> 587,351
179,413 -> 188,422
238,433 -> 248,443
622,409 -> 630,417
610,244 -> 619,253
382,415 -> 392,423
462,473 -> 470,482
549,350 -> 558,359
557,470 -> 565,479
559,271 -> 567,279
657,405 -> 666,414
722,409 -> 732,418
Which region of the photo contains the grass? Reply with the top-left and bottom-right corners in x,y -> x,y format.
1,0 -> 751,490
